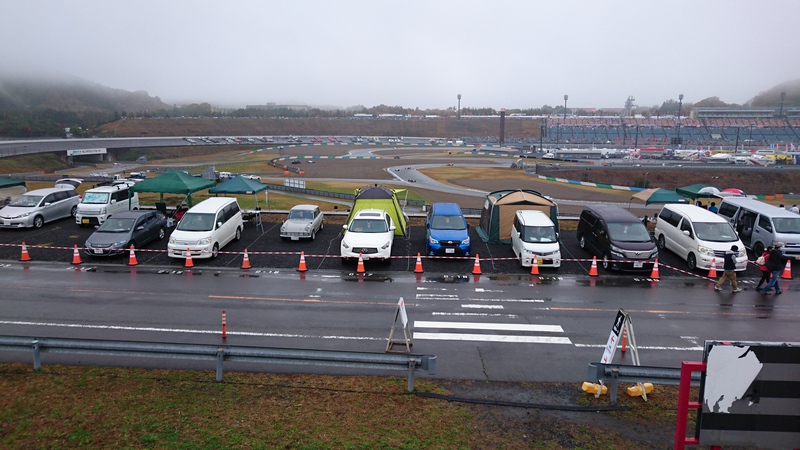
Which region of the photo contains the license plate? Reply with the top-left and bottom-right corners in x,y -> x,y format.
93,249 -> 103,254
82,219 -> 90,224
633,261 -> 643,268
3,221 -> 9,226
291,237 -> 299,241
537,259 -> 544,265
445,248 -> 454,254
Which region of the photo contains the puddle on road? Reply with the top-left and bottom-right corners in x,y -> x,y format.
343,273 -> 394,282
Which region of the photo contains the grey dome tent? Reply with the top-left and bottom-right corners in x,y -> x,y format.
477,189 -> 559,244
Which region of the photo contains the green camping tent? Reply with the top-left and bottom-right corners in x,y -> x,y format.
630,188 -> 688,206
209,175 -> 268,208
345,185 -> 408,236
0,177 -> 25,189
675,183 -> 720,200
477,189 -> 559,244
130,170 -> 216,206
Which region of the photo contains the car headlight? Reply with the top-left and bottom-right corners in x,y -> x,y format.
461,237 -> 470,245
381,240 -> 392,250
428,236 -> 439,245
169,237 -> 176,245
698,245 -> 714,256
112,239 -> 128,248
342,240 -> 350,250
100,207 -> 107,215
304,224 -> 311,232
85,241 -> 92,248
198,237 -> 212,246
738,248 -> 746,257
650,250 -> 659,259
280,224 -> 287,232
609,244 -> 624,257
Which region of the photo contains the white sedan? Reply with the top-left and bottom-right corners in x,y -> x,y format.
280,204 -> 324,240
340,209 -> 395,262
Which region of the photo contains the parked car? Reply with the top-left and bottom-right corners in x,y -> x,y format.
577,204 -> 658,271
426,202 -> 470,256
511,210 -> 561,268
281,204 -> 324,240
167,197 -> 244,259
76,183 -> 140,226
54,178 -> 82,189
84,210 -> 167,256
0,187 -> 81,229
341,209 -> 395,263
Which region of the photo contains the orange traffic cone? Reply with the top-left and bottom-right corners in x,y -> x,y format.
621,327 -> 628,353
781,259 -> 792,279
128,245 -> 138,266
649,259 -> 659,279
297,251 -> 307,272
472,254 -> 482,275
241,248 -> 251,269
71,244 -> 82,265
588,256 -> 599,277
356,253 -> 366,273
530,254 -> 539,275
20,242 -> 31,261
708,258 -> 717,278
185,248 -> 194,268
414,253 -> 424,273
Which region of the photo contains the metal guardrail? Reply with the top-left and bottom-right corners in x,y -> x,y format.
0,335 -> 437,392
587,362 -> 702,404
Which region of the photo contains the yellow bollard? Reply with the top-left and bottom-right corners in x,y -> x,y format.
581,381 -> 608,395
626,382 -> 654,397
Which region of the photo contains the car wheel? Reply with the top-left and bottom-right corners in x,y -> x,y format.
157,228 -> 165,240
752,242 -> 764,257
311,229 -> 316,240
602,254 -> 612,270
211,243 -> 219,259
657,235 -> 666,250
234,227 -> 241,242
33,215 -> 44,229
70,205 -> 77,217
320,221 -> 324,230
687,253 -> 697,270
578,234 -> 587,250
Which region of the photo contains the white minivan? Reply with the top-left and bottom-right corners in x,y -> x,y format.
654,204 -> 747,271
511,210 -> 561,268
76,183 -> 140,226
716,197 -> 800,260
167,197 -> 244,259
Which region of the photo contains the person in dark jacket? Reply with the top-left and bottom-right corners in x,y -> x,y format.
759,243 -> 788,294
714,245 -> 742,292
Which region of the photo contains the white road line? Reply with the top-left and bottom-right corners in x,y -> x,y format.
462,298 -> 546,303
432,312 -> 519,318
416,294 -> 459,299
474,288 -> 503,293
461,304 -> 504,309
415,321 -> 564,333
414,332 -> 572,344
0,320 -> 383,341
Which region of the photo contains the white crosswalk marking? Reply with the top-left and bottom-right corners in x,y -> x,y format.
414,320 -> 572,344
414,332 -> 572,344
415,321 -> 563,333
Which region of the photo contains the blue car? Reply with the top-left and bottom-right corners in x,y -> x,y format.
426,202 -> 470,256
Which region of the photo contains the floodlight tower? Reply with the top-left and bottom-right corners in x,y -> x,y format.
779,91 -> 786,118
457,94 -> 462,120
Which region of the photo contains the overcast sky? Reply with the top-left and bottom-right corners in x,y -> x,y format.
3,0 -> 799,110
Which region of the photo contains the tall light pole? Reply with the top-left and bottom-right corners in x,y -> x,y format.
676,94 -> 684,148
562,94 -> 568,146
779,91 -> 786,118
644,172 -> 649,188
457,94 -> 461,120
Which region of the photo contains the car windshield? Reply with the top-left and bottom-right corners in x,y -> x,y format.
176,213 -> 215,231
8,195 -> 42,207
348,218 -> 388,233
82,192 -> 110,204
97,218 -> 135,233
694,222 -> 738,242
431,215 -> 466,230
607,222 -> 652,242
773,217 -> 800,234
289,210 -> 313,220
522,225 -> 557,243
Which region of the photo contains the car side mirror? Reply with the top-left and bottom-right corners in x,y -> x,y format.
342,224 -> 348,230
136,225 -> 145,231
217,221 -> 223,229
682,230 -> 691,237
111,200 -> 116,204
44,202 -> 51,207
390,225 -> 396,231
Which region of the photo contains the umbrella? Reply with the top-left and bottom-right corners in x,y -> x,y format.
697,186 -> 721,195
630,188 -> 688,206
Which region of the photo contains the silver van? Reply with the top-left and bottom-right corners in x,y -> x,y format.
716,197 -> 800,259
0,187 -> 81,228
76,183 -> 140,226
167,197 -> 244,259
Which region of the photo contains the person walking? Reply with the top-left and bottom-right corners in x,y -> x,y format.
754,245 -> 772,291
759,243 -> 788,295
714,245 -> 742,292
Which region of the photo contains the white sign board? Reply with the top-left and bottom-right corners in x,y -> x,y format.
66,148 -> 107,156
600,310 -> 626,364
398,297 -> 408,326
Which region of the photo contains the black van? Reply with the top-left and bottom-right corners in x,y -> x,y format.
576,204 -> 658,271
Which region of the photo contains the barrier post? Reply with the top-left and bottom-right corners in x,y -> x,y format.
221,311 -> 227,339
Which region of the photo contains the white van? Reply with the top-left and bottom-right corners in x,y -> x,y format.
76,184 -> 140,226
511,210 -> 561,268
167,197 -> 244,259
716,197 -> 800,259
654,204 -> 747,271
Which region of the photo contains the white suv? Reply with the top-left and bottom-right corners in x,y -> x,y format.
341,209 -> 395,263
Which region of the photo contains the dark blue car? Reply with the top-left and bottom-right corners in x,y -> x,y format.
426,202 -> 470,256
84,210 -> 167,256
